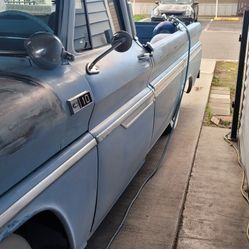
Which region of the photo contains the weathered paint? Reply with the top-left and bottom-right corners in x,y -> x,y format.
0,74 -> 64,155
0,74 -> 66,196
0,1 -> 202,248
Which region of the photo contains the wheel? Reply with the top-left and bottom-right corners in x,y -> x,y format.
0,234 -> 32,249
163,108 -> 180,135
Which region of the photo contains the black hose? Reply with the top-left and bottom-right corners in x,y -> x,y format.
104,18 -> 192,249
171,17 -> 191,122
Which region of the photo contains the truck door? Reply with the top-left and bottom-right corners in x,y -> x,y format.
148,31 -> 189,145
148,24 -> 202,145
71,0 -> 154,230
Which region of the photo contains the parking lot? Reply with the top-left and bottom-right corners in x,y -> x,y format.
86,18 -> 247,249
200,18 -> 242,60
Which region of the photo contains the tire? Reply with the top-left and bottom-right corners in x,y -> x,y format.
0,234 -> 32,249
18,223 -> 69,249
163,108 -> 180,135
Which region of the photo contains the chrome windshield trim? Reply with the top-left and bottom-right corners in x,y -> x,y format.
0,36 -> 26,40
0,139 -> 97,228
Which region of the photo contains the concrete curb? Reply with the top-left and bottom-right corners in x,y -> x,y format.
139,17 -> 150,22
214,17 -> 240,21
170,58 -> 216,249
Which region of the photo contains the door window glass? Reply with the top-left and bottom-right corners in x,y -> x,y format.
0,0 -> 58,51
74,0 -> 122,52
74,0 -> 91,52
1,0 -> 57,32
107,0 -> 122,33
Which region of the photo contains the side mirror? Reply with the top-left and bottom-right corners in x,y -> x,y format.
155,1 -> 159,5
86,31 -> 132,75
193,1 -> 199,5
25,32 -> 74,70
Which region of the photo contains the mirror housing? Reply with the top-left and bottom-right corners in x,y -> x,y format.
113,31 -> 133,53
25,32 -> 74,70
86,31 -> 132,75
155,1 -> 159,5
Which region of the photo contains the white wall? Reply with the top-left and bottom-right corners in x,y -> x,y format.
239,54 -> 249,189
0,0 -> 6,11
199,3 -> 238,16
133,2 -> 238,16
133,3 -> 155,15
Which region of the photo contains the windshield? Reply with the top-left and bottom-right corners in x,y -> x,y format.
0,0 -> 57,53
160,0 -> 192,4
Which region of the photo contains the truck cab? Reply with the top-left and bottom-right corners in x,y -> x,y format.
0,1 -> 201,248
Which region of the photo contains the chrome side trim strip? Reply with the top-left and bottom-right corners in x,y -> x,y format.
0,139 -> 97,228
91,88 -> 154,143
154,61 -> 185,97
121,102 -> 153,129
153,42 -> 201,97
90,43 -> 201,143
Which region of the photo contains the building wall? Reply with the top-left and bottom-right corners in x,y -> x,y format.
199,3 -> 238,15
239,52 -> 249,188
0,1 -> 5,11
132,0 -> 239,16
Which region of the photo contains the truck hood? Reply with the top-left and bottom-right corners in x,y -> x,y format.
158,4 -> 190,12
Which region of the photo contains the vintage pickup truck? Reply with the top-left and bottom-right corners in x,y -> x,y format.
0,0 -> 201,248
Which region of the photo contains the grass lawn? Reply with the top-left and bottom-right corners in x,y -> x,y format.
212,61 -> 238,98
133,15 -> 148,21
204,61 -> 238,127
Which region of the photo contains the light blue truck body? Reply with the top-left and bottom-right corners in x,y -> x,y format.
0,1 -> 201,248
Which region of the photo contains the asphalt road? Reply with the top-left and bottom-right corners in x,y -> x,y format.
199,18 -> 242,60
